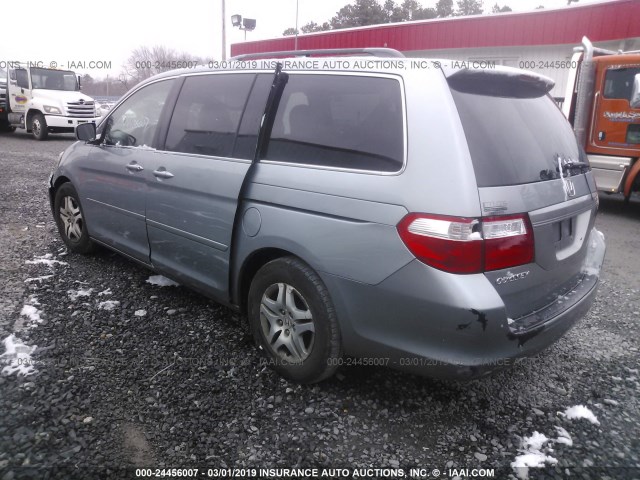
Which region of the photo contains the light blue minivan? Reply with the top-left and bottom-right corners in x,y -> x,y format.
49,49 -> 605,383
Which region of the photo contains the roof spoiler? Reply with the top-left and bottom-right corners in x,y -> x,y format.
231,48 -> 405,61
446,66 -> 555,97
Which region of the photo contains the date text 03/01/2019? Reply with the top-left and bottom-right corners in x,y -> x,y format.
135,467 -> 496,478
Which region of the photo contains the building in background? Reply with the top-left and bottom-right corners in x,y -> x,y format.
230,0 -> 640,98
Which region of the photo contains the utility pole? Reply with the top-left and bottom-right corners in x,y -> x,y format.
294,0 -> 299,51
222,0 -> 227,61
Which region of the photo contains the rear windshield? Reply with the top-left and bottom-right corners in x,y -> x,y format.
450,81 -> 585,187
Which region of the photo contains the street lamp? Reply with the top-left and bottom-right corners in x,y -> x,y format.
231,14 -> 256,41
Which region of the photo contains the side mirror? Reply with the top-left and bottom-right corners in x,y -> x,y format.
630,73 -> 640,109
76,122 -> 96,142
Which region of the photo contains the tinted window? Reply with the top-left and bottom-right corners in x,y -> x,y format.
233,74 -> 272,160
604,67 -> 640,101
165,74 -> 254,157
450,86 -> 585,187
104,79 -> 173,147
265,75 -> 404,172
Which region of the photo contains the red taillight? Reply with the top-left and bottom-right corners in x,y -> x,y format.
397,213 -> 534,274
482,214 -> 534,271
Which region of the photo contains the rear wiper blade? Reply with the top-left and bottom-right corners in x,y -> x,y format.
558,161 -> 590,175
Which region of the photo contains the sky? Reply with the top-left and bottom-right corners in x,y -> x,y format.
0,0 -> 608,78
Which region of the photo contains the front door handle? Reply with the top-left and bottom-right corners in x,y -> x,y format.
126,163 -> 144,172
153,168 -> 174,179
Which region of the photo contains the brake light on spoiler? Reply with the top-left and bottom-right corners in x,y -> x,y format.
397,213 -> 534,274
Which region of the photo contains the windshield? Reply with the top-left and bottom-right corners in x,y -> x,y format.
30,68 -> 79,91
450,81 -> 587,187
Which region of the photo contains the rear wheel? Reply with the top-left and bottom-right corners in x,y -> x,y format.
248,257 -> 341,384
31,113 -> 48,140
53,183 -> 96,254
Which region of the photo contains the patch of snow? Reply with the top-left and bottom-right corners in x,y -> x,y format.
561,405 -> 600,425
26,295 -> 40,306
134,309 -> 147,317
98,288 -> 112,296
25,254 -> 68,268
1,335 -> 37,377
24,275 -> 54,283
98,300 -> 120,311
20,305 -> 43,324
554,426 -> 573,446
523,431 -> 550,451
68,288 -> 94,301
511,431 -> 558,480
146,275 -> 179,287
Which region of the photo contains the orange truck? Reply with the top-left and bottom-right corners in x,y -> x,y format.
563,37 -> 640,203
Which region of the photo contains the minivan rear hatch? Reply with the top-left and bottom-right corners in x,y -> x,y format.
446,67 -> 600,323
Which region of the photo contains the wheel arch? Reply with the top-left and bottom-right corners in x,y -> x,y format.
235,247 -> 304,315
26,109 -> 43,132
49,176 -> 72,214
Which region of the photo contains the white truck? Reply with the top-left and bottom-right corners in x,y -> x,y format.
2,64 -> 97,140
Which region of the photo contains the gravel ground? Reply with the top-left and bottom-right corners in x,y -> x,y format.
0,130 -> 639,480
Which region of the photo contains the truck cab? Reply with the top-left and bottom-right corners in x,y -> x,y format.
4,64 -> 97,140
563,38 -> 640,202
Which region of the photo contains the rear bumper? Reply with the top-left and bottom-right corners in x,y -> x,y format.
322,229 -> 605,380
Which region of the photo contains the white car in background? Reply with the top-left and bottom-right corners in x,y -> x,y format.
94,102 -> 114,117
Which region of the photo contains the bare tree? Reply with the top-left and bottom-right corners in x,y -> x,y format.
122,45 -> 207,85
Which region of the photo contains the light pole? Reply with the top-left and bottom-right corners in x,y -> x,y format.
231,14 -> 256,41
295,0 -> 299,51
222,0 -> 227,61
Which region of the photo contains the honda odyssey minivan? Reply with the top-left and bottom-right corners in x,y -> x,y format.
49,48 -> 605,383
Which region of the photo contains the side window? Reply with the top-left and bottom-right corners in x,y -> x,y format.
265,74 -> 404,172
103,79 -> 173,147
165,73 -> 254,157
627,124 -> 640,145
604,67 -> 640,101
233,74 -> 272,160
15,69 -> 29,89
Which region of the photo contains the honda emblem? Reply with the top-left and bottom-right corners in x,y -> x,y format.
564,179 -> 576,197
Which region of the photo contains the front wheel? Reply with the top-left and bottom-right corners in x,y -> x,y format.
31,113 -> 48,140
248,257 -> 342,384
53,183 -> 96,254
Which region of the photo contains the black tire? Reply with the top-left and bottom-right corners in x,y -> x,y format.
31,112 -> 48,140
248,257 -> 342,384
53,183 -> 96,254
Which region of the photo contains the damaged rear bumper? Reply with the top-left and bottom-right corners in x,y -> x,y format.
321,229 -> 605,380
